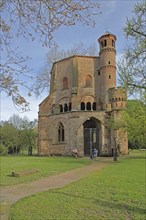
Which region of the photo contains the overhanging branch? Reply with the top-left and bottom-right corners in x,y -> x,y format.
132,28 -> 146,38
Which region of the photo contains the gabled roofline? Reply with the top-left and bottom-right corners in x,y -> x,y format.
50,55 -> 99,74
39,95 -> 50,106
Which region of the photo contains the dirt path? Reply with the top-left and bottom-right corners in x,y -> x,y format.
0,158 -> 113,220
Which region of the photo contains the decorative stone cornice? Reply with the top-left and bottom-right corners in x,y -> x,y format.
97,65 -> 116,71
99,48 -> 116,55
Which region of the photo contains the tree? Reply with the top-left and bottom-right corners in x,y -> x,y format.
0,115 -> 38,155
8,114 -> 38,155
9,114 -> 23,129
117,1 -> 146,100
34,42 -> 98,96
106,100 -> 146,149
1,0 -> 100,109
105,110 -> 127,159
0,122 -> 20,154
19,128 -> 38,155
125,100 -> 146,149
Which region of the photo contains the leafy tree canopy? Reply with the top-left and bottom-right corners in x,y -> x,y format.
0,115 -> 38,155
106,100 -> 146,149
117,0 -> 146,100
125,100 -> 146,149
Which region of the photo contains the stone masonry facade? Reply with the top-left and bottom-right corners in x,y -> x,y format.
38,32 -> 128,157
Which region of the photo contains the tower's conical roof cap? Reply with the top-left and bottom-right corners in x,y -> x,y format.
98,32 -> 116,41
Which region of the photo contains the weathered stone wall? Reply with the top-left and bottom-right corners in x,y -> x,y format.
38,110 -> 109,156
38,32 -> 128,157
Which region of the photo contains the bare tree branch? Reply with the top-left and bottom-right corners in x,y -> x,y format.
0,0 -> 101,110
132,28 -> 146,37
34,42 -> 98,96
118,1 -> 146,100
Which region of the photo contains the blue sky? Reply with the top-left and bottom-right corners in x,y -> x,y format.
1,0 -> 141,121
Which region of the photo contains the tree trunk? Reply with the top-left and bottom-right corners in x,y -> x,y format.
28,146 -> 32,155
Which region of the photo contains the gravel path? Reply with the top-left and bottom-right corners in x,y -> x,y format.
0,158 -> 113,220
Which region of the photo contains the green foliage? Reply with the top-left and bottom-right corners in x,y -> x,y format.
0,115 -> 38,155
9,151 -> 146,220
0,143 -> 8,155
0,156 -> 91,186
125,100 -> 146,149
0,123 -> 19,154
19,129 -> 38,155
118,0 -> 146,99
106,100 -> 146,149
106,111 -> 126,131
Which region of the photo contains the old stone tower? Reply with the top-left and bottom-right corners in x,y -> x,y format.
38,32 -> 128,156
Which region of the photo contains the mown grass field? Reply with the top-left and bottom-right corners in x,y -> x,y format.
9,150 -> 146,220
0,156 -> 91,186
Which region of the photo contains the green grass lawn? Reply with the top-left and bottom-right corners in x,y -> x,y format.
9,151 -> 146,220
0,156 -> 91,186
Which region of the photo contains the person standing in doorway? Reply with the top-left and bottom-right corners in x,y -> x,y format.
72,148 -> 78,158
93,148 -> 98,159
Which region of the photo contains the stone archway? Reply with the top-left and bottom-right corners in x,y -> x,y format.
83,118 -> 100,156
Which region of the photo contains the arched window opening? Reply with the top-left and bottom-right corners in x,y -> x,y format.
58,122 -> 65,142
81,102 -> 85,110
64,103 -> 68,112
63,77 -> 68,90
85,75 -> 92,87
60,105 -> 63,113
109,75 -> 111,79
119,98 -> 121,101
93,102 -> 97,111
69,102 -> 72,111
108,61 -> 110,64
98,71 -> 100,76
112,40 -> 115,47
104,40 -> 107,47
86,102 -> 91,111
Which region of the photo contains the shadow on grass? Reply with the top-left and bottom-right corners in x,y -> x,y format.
50,191 -> 146,216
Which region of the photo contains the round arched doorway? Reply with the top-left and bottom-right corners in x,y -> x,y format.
83,118 -> 100,156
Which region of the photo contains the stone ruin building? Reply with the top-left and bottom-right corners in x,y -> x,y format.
38,32 -> 128,157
